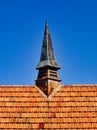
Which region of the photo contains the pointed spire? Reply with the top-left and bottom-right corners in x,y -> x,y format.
36,22 -> 60,70
36,22 -> 61,96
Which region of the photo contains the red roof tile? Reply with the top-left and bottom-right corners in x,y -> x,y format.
0,85 -> 97,129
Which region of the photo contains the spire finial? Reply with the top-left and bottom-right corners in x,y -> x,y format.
44,20 -> 49,35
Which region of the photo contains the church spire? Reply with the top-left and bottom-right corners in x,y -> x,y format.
36,22 -> 60,69
36,22 -> 61,96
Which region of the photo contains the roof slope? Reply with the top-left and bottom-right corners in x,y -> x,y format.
0,84 -> 97,129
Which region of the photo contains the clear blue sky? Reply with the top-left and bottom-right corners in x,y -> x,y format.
0,0 -> 97,85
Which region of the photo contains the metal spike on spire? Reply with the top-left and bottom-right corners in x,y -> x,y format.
36,22 -> 60,70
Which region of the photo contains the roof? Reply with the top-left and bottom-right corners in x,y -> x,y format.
0,84 -> 97,129
36,22 -> 60,69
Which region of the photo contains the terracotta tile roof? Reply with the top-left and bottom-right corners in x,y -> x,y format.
0,84 -> 97,129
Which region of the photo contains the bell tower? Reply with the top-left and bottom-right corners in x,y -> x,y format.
36,22 -> 61,96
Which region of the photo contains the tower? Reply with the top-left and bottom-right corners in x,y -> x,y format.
36,22 -> 61,96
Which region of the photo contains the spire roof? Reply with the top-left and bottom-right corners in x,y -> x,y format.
36,22 -> 60,70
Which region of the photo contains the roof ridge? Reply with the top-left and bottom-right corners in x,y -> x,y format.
62,84 -> 97,87
0,85 -> 35,87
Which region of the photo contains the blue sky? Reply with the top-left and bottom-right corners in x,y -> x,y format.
0,0 -> 97,85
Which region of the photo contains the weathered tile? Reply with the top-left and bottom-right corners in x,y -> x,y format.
0,85 -> 97,129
